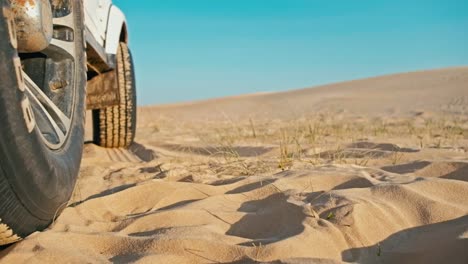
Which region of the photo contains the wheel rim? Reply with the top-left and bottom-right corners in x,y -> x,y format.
19,2 -> 78,150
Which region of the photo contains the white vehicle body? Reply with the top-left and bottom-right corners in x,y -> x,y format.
83,0 -> 128,69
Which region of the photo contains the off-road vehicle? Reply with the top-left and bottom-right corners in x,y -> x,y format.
0,0 -> 136,245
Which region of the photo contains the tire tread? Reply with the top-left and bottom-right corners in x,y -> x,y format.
95,43 -> 136,148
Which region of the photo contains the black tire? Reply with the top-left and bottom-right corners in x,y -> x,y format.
93,42 -> 137,148
0,0 -> 86,245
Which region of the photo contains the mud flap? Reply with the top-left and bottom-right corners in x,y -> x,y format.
86,70 -> 120,110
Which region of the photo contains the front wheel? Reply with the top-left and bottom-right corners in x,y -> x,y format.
0,0 -> 86,244
93,42 -> 137,148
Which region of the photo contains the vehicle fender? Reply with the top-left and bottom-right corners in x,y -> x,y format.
105,5 -> 127,55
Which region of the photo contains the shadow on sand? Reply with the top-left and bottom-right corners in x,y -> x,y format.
341,215 -> 468,264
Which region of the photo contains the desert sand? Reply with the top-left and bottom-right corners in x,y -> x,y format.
1,67 -> 468,263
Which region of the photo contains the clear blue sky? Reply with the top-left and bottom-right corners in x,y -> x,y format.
113,0 -> 468,106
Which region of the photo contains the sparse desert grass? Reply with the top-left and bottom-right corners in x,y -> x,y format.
389,151 -> 406,166
143,112 -> 468,177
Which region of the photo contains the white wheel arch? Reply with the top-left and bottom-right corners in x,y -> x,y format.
105,5 -> 127,55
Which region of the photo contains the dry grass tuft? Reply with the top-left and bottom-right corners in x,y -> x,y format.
141,112 -> 468,177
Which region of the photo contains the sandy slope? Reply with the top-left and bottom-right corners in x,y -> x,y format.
1,68 -> 468,263
142,67 -> 468,121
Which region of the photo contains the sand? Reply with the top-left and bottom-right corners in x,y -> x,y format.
1,67 -> 467,263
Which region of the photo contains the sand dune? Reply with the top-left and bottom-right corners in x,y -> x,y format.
142,67 -> 468,121
1,67 -> 468,263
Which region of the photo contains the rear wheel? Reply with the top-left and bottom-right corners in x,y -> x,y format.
0,0 -> 86,244
93,42 -> 137,148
